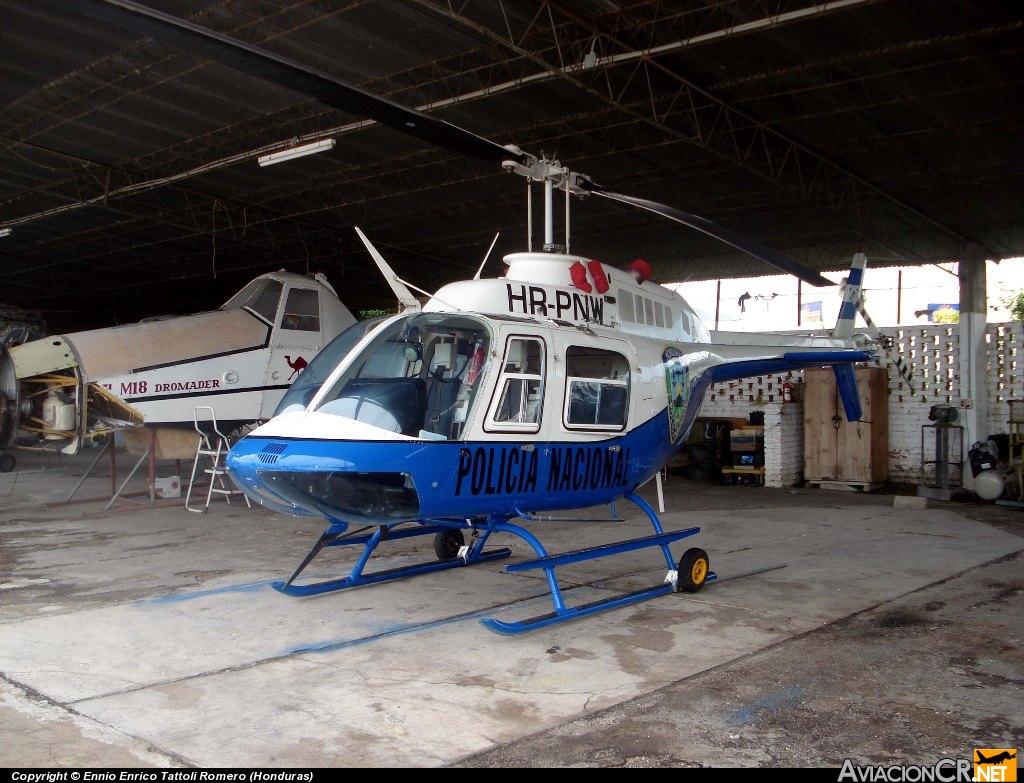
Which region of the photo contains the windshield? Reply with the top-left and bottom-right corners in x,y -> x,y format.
313,312 -> 492,440
274,316 -> 391,416
222,278 -> 284,323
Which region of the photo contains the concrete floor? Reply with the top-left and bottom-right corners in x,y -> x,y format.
0,446 -> 1021,768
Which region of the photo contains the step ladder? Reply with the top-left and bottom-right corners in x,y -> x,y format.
185,406 -> 252,513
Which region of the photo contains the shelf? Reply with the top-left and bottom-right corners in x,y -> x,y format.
722,467 -> 764,486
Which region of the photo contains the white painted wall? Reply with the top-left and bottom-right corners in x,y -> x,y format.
692,321 -> 1024,488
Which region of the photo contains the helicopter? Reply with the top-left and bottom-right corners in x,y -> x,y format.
0,269 -> 357,473
67,0 -> 877,633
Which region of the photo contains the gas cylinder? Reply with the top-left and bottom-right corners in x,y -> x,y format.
42,390 -> 75,438
782,381 -> 793,403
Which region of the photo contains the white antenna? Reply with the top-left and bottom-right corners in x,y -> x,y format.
354,227 -> 421,312
474,233 -> 500,279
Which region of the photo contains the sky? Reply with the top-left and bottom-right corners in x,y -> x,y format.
663,257 -> 1024,332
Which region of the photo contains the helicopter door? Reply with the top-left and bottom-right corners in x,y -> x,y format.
485,335 -> 545,433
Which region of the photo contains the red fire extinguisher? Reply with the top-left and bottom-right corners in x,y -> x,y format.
782,382 -> 793,403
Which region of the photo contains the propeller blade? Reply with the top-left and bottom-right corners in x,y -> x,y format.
585,186 -> 834,288
77,0 -> 526,166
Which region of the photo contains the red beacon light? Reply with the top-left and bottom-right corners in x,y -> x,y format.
628,258 -> 652,284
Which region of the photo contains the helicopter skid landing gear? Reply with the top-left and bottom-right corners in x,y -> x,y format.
271,520 -> 511,597
272,494 -> 715,635
479,492 -> 716,635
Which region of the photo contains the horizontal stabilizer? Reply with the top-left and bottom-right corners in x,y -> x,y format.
673,350 -> 873,444
703,352 -> 874,386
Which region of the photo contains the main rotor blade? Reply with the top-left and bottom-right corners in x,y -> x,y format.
73,0 -> 526,167
72,0 -> 830,285
586,187 -> 835,287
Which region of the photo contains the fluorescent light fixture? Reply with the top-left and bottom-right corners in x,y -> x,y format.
0,228 -> 11,238
258,138 -> 335,167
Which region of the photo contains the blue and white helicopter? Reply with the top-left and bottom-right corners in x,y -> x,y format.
225,232 -> 872,634
91,0 -> 878,634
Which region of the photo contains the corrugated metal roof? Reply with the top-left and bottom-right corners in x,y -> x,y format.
0,0 -> 1021,330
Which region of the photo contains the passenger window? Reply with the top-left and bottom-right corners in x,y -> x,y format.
563,345 -> 629,430
619,289 -> 635,322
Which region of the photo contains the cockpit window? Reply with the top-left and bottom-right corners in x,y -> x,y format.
313,313 -> 492,440
280,288 -> 320,331
274,316 -> 390,416
222,278 -> 284,323
221,279 -> 261,311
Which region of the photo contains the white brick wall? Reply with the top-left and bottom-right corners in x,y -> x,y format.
690,321 -> 1024,487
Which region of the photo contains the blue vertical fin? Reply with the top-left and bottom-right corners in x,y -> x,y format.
833,363 -> 863,421
831,248 -> 868,420
832,249 -> 867,339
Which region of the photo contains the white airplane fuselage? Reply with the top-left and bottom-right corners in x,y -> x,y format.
0,270 -> 356,455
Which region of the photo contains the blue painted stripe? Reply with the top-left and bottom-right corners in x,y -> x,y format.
141,581 -> 272,604
838,300 -> 858,320
846,267 -> 864,286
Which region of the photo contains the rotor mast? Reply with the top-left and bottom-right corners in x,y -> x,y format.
503,148 -> 593,255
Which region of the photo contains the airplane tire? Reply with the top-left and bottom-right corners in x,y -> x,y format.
676,548 -> 710,593
0,451 -> 15,473
433,529 -> 465,561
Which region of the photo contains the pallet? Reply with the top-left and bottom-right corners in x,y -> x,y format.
807,480 -> 885,492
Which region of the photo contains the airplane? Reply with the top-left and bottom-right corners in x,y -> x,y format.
50,0 -> 879,633
0,268 -> 357,474
976,751 -> 1016,765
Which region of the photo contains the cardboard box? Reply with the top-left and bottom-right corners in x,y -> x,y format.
153,476 -> 182,498
730,428 -> 762,452
732,453 -> 764,468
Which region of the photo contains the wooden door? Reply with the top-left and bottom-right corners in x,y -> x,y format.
803,366 -> 888,485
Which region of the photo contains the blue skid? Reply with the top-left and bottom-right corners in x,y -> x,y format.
482,497 -> 716,634
272,492 -> 715,635
272,521 -> 512,597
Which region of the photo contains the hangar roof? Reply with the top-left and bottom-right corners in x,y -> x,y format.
1,0 -> 1021,331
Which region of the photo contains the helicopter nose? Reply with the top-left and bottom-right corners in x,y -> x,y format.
256,468 -> 421,524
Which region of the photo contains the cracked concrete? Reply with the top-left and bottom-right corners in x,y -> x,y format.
1,449 -> 1021,768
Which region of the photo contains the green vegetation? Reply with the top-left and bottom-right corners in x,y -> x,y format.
1001,290 -> 1024,321
358,308 -> 394,319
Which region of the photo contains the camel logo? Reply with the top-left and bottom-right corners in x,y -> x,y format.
975,750 -> 1017,782
285,355 -> 308,380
